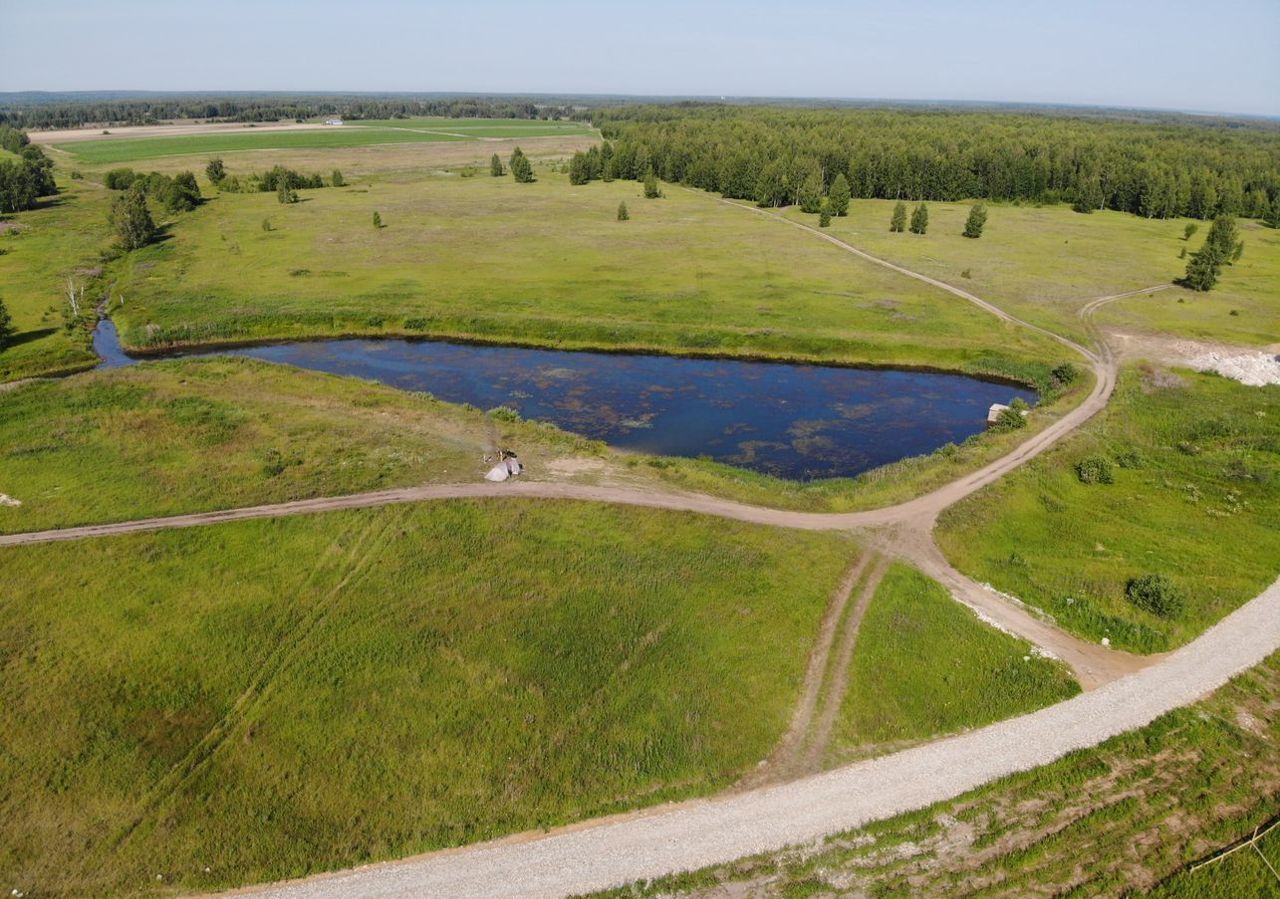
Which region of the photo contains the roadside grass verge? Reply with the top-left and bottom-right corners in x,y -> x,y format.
580,650 -> 1280,899
0,500 -> 856,897
829,563 -> 1080,763
0,179 -> 107,380
108,172 -> 1064,373
937,364 -> 1280,652
785,200 -> 1280,346
0,357 -> 603,535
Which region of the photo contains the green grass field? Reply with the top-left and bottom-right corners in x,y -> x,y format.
0,357 -> 608,534
0,180 -> 109,380
784,200 -> 1280,346
829,564 -> 1079,762
108,172 -> 1064,375
0,499 -> 855,897
53,118 -> 594,165
585,650 -> 1280,899
937,364 -> 1280,652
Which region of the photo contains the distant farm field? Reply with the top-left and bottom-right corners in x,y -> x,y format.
54,118 -> 595,164
0,500 -> 854,897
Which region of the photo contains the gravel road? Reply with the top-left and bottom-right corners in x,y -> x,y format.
223,573 -> 1280,899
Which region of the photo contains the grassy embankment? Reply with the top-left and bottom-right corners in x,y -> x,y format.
0,499 -> 853,897
0,357 -> 606,535
0,179 -> 110,380
584,650 -> 1280,899
938,365 -> 1280,653
51,117 -> 595,165
784,199 -> 1280,347
829,564 -> 1079,764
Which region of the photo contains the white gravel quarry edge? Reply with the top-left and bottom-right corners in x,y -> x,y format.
229,574 -> 1280,899
1188,350 -> 1280,387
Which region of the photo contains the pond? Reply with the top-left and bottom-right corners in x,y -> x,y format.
93,321 -> 1035,481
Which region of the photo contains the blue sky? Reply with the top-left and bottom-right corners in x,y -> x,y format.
5,0 -> 1278,116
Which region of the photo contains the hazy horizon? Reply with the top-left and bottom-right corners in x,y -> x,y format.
5,0 -> 1278,118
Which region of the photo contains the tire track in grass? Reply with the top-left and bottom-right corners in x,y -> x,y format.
736,551 -> 870,789
87,510 -> 399,873
801,553 -> 891,773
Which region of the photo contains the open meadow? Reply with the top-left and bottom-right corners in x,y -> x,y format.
829,563 -> 1079,764
0,357 -> 606,534
0,499 -> 856,897
107,171 -> 1065,379
782,200 -> 1280,347
937,364 -> 1280,652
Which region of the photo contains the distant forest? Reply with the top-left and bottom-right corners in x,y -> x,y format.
590,105 -> 1280,220
0,95 -> 577,130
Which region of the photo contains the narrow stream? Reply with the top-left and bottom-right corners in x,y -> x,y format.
93,320 -> 1035,481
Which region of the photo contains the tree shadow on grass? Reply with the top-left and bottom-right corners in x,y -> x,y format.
6,327 -> 57,349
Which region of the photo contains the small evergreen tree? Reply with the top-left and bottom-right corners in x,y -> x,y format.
490,153 -> 504,177
0,296 -> 13,350
108,185 -> 157,250
828,173 -> 851,216
331,169 -> 345,187
616,201 -> 629,221
205,158 -> 225,184
798,171 -> 824,213
909,202 -> 929,234
509,147 -> 535,183
890,200 -> 907,232
643,167 -> 661,199
963,203 -> 987,238
818,203 -> 832,227
1183,222 -> 1198,241
568,151 -> 591,185
372,211 -> 383,229
1182,246 -> 1218,291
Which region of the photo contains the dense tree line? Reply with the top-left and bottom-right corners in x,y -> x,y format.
0,95 -> 575,130
585,105 -> 1280,221
0,126 -> 56,213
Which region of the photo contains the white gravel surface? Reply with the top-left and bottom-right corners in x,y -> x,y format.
226,575 -> 1280,899
1188,350 -> 1280,386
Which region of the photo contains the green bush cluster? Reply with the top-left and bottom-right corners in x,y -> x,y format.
1126,574 -> 1185,619
1074,455 -> 1114,484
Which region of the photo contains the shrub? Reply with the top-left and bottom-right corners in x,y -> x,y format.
372,211 -> 383,228
1113,448 -> 1143,469
1074,455 -> 1114,484
1050,362 -> 1080,388
331,169 -> 345,187
104,168 -> 138,190
487,405 -> 522,422
1125,574 -> 1185,619
617,201 -> 629,221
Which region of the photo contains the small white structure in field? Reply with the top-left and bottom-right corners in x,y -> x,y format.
324,118 -> 344,126
484,452 -> 524,482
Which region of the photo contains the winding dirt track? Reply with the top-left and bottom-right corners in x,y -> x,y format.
5,196 -> 1264,899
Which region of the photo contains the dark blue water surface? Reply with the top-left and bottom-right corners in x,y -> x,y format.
94,321 -> 1035,481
